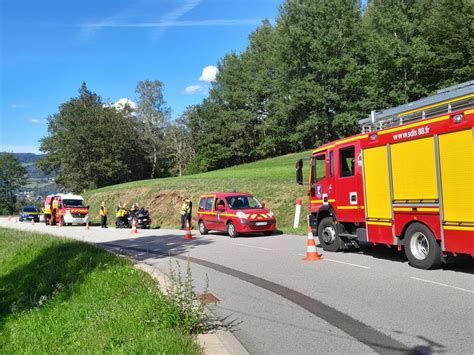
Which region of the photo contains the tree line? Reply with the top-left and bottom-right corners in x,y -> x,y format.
39,0 -> 473,192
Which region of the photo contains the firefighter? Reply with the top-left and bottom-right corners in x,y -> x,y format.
115,202 -> 123,228
44,201 -> 51,225
100,201 -> 108,228
51,198 -> 59,225
130,203 -> 139,214
180,199 -> 188,229
186,198 -> 193,227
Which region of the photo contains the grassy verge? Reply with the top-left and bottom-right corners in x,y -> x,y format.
0,228 -> 201,354
84,151 -> 313,234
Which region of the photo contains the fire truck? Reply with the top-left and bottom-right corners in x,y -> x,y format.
296,81 -> 473,269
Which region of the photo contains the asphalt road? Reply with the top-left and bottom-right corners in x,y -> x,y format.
2,218 -> 473,354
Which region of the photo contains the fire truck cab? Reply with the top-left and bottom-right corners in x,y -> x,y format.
297,81 -> 474,269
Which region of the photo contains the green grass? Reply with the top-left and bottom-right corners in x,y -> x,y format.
84,151 -> 314,234
0,228 -> 201,354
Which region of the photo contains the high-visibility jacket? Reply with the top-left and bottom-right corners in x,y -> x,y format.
52,200 -> 59,209
44,204 -> 51,214
180,202 -> 188,215
100,206 -> 108,216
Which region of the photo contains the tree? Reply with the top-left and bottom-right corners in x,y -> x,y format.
165,107 -> 196,176
39,82 -> 149,192
0,153 -> 27,214
418,0 -> 474,90
275,0 -> 365,148
362,0 -> 435,107
135,80 -> 172,178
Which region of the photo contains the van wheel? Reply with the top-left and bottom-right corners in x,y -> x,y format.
404,223 -> 443,269
199,220 -> 208,235
317,217 -> 341,252
227,222 -> 238,238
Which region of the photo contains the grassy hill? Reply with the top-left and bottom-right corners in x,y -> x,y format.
84,151 -> 312,234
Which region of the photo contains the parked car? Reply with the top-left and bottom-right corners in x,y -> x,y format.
197,192 -> 276,237
19,206 -> 40,222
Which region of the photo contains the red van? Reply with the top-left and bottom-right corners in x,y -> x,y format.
197,192 -> 277,237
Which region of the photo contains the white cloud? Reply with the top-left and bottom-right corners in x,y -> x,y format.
184,85 -> 205,95
82,18 -> 262,29
105,98 -> 137,111
114,98 -> 137,110
10,103 -> 27,109
30,118 -> 43,124
199,65 -> 218,82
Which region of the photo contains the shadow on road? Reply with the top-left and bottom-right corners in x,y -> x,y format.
98,234 -> 214,261
343,242 -> 474,274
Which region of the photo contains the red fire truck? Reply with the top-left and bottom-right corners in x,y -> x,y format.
297,81 -> 473,269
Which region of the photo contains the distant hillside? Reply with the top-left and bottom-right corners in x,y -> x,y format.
84,151 -> 311,234
0,152 -> 57,197
12,153 -> 45,164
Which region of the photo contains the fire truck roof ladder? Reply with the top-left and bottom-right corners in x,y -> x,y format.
359,81 -> 474,132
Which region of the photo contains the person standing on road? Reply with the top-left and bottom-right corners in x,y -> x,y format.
186,198 -> 193,228
51,198 -> 59,225
180,199 -> 188,229
100,201 -> 108,228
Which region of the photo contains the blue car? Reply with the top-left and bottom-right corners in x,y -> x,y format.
19,206 -> 40,222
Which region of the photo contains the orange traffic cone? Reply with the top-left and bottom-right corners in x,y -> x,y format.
184,220 -> 193,240
303,225 -> 322,261
131,219 -> 138,234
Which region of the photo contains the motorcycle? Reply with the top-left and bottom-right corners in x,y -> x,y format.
116,214 -> 130,229
127,208 -> 151,229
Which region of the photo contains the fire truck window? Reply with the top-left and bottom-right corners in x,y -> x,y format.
315,154 -> 326,181
205,197 -> 214,211
329,151 -> 334,177
340,146 -> 355,177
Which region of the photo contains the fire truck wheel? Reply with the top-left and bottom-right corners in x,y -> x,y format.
404,223 -> 443,269
199,220 -> 208,235
227,222 -> 238,238
317,217 -> 341,252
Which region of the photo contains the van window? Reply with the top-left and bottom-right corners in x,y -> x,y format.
215,198 -> 226,209
199,198 -> 206,209
205,197 -> 214,211
340,146 -> 355,177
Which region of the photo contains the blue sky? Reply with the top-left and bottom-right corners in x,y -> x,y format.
0,0 -> 282,153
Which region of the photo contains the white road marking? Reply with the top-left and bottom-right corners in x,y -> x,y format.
297,254 -> 370,269
410,277 -> 474,294
323,258 -> 370,269
231,243 -> 272,251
